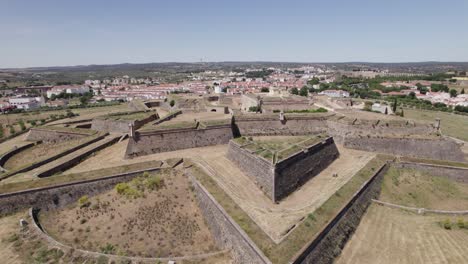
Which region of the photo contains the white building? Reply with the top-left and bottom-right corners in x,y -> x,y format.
9,97 -> 42,110
47,85 -> 90,98
318,90 -> 350,98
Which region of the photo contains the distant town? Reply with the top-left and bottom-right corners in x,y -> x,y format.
1,63 -> 468,115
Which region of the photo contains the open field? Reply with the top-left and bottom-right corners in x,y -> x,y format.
380,167 -> 468,210
0,134 -> 29,156
40,169 -> 218,258
404,109 -> 468,141
337,204 -> 468,264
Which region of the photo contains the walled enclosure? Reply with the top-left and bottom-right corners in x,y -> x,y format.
226,137 -> 339,202
91,112 -> 158,133
125,124 -> 233,158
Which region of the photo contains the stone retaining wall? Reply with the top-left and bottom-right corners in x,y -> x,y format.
0,168 -> 160,216
189,172 -> 271,264
291,163 -> 389,264
344,137 -> 465,162
226,140 -> 275,200
91,114 -> 157,133
26,128 -> 92,142
125,125 -> 233,158
394,161 -> 468,183
0,142 -> 37,167
233,114 -> 329,136
275,138 -> 339,201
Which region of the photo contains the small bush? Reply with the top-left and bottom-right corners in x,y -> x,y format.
146,176 -> 164,190
443,219 -> 452,230
100,243 -> 116,254
457,218 -> 465,229
78,195 -> 91,208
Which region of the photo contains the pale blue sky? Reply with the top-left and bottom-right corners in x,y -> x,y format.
1,0 -> 467,68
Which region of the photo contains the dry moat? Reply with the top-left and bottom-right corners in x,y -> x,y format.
38,169 -> 219,258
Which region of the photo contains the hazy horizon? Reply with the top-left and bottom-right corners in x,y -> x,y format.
2,0 -> 468,68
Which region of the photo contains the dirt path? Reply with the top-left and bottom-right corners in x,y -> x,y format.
337,204 -> 468,264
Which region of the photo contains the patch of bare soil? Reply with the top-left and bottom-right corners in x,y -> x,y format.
39,170 -> 218,258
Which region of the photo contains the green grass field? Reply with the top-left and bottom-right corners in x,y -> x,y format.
404,109 -> 468,141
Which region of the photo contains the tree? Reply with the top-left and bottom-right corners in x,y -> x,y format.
169,99 -> 175,107
290,87 -> 299,95
461,88 -> 465,94
299,86 -> 309,97
449,89 -> 457,98
308,77 -> 320,85
408,92 -> 416,99
384,107 -> 388,115
260,87 -> 269,93
392,98 -> 397,113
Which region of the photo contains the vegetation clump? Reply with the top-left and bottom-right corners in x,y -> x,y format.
114,172 -> 164,198
78,195 -> 91,208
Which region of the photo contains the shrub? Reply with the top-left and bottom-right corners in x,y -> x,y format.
146,176 -> 164,190
169,99 -> 175,107
457,218 -> 465,229
100,243 -> 116,254
443,219 -> 452,230
9,125 -> 15,135
78,195 -> 91,208
18,120 -> 26,131
115,183 -> 130,195
142,171 -> 150,178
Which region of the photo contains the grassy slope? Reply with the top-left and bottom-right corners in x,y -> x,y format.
404,109 -> 468,141
380,167 -> 468,210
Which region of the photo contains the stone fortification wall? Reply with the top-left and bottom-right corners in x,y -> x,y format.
91,113 -> 157,133
233,114 -> 330,136
275,138 -> 339,201
326,118 -> 436,144
189,172 -> 271,264
344,137 -> 465,162
226,141 -> 275,200
395,162 -> 468,183
125,125 -> 233,158
0,168 -> 160,216
26,128 -> 92,142
226,137 -> 339,202
291,163 -> 389,264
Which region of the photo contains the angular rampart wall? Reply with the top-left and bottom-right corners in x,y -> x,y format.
189,171 -> 271,264
26,128 -> 91,142
125,125 -> 233,158
226,137 -> 339,202
226,141 -> 275,200
291,163 -> 389,264
344,137 -> 465,162
275,138 -> 339,201
91,114 -> 157,133
233,114 -> 330,136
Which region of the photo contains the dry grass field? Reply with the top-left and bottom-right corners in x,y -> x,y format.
404,109 -> 468,141
337,204 -> 468,264
380,167 -> 468,210
40,169 -> 218,258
